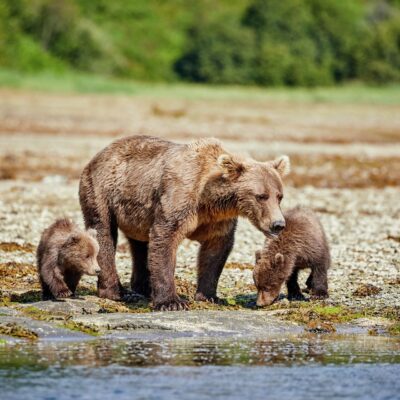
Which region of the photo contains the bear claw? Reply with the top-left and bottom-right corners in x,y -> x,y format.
55,289 -> 73,299
194,293 -> 220,304
154,298 -> 189,311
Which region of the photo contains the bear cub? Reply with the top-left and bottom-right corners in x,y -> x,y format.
254,207 -> 330,307
37,218 -> 100,300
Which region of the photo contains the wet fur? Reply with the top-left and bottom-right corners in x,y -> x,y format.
37,218 -> 100,300
79,135 -> 289,310
254,207 -> 330,306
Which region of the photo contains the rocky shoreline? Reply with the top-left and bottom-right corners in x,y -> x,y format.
1,181 -> 399,341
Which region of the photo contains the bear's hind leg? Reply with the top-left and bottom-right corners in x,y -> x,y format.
129,239 -> 151,298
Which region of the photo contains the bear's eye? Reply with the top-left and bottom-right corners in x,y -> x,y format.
277,194 -> 283,202
256,193 -> 269,201
86,254 -> 91,259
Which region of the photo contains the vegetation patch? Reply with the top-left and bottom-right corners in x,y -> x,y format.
0,262 -> 39,290
284,304 -> 363,325
387,323 -> 400,336
353,284 -> 382,297
10,290 -> 42,303
60,320 -> 99,336
0,323 -> 38,341
224,262 -> 253,270
18,305 -> 99,335
0,242 -> 35,253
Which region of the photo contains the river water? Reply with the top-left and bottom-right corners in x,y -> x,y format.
0,334 -> 399,400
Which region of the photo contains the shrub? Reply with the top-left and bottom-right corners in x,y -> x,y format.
175,19 -> 254,84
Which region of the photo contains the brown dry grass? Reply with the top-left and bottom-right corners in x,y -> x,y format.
1,150 -> 398,188
0,90 -> 399,188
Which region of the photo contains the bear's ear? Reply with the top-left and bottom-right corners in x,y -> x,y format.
217,154 -> 245,178
274,253 -> 285,266
87,229 -> 97,240
271,155 -> 290,177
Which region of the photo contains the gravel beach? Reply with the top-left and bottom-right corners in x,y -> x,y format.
0,89 -> 399,337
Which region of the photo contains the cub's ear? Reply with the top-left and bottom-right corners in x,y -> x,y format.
87,229 -> 97,239
271,155 -> 290,177
66,233 -> 81,246
217,154 -> 245,178
274,253 -> 285,265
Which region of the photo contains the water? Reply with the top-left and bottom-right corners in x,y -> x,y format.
0,335 -> 399,400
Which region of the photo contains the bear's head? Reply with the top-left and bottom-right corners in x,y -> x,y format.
253,252 -> 286,307
58,229 -> 100,276
217,153 -> 290,237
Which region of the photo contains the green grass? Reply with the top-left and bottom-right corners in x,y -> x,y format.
1,69 -> 400,104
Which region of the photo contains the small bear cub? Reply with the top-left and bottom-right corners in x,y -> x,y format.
254,206 -> 330,307
37,218 -> 100,300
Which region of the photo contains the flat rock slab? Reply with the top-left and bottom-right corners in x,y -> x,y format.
73,310 -> 303,339
0,313 -> 92,340
19,298 -> 102,316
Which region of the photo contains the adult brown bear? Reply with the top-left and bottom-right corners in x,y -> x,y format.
79,135 -> 290,310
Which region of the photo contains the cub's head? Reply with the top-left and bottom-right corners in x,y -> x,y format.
59,229 -> 100,276
253,252 -> 286,307
218,153 -> 290,237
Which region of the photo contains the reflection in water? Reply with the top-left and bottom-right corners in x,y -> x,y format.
1,334 -> 399,369
0,335 -> 399,400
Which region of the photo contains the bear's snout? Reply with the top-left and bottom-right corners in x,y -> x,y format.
270,220 -> 285,235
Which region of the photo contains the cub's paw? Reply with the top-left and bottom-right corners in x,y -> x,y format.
310,290 -> 329,300
123,291 -> 147,303
194,292 -> 221,304
55,289 -> 73,299
154,298 -> 189,311
287,292 -> 307,302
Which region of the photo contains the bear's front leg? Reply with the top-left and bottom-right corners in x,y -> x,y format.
94,224 -> 124,301
195,220 -> 236,303
148,223 -> 189,311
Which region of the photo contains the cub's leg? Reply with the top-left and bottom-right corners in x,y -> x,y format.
195,220 -> 236,302
64,271 -> 83,296
303,271 -> 313,293
129,239 -> 151,298
148,223 -> 188,311
310,259 -> 329,299
43,265 -> 72,299
40,278 -> 55,300
286,269 -> 306,301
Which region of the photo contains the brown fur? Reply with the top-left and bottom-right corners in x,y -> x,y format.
79,135 -> 290,310
254,207 -> 330,307
37,218 -> 100,300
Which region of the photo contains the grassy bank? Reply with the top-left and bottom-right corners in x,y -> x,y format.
1,69 -> 400,104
